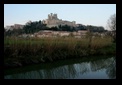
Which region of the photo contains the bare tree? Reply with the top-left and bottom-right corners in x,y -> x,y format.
107,14 -> 116,42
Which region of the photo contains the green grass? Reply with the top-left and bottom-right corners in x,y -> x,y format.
4,36 -> 116,68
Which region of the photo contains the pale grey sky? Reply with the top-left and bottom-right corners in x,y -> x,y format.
4,4 -> 116,29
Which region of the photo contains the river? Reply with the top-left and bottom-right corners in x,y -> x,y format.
4,56 -> 116,79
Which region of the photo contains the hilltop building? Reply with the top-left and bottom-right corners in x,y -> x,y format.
42,13 -> 77,28
5,24 -> 24,30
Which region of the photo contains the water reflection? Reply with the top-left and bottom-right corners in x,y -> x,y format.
106,57 -> 116,79
4,57 -> 116,79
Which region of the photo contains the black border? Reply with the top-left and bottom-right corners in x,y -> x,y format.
1,3 -> 4,80
2,1 -> 118,83
3,0 -> 117,4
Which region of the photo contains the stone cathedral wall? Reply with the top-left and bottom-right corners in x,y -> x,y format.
42,13 -> 77,28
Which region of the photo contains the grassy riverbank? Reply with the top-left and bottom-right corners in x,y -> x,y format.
4,36 -> 116,68
5,55 -> 114,76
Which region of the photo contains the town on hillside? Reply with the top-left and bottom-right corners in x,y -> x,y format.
4,13 -> 110,38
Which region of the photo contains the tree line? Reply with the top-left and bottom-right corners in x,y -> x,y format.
4,19 -> 107,36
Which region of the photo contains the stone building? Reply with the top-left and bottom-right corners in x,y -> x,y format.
5,24 -> 24,30
42,13 -> 77,28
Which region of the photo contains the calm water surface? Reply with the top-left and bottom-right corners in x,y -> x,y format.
4,56 -> 116,79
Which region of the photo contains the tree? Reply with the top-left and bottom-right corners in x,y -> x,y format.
107,14 -> 116,42
23,20 -> 47,34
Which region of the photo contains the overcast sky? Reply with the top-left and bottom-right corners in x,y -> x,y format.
4,4 -> 116,29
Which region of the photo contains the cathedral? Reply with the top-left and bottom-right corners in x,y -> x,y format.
42,13 -> 77,28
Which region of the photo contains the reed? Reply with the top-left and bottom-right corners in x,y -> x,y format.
4,36 -> 115,68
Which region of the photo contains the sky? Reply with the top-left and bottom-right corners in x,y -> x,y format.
4,4 -> 116,29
